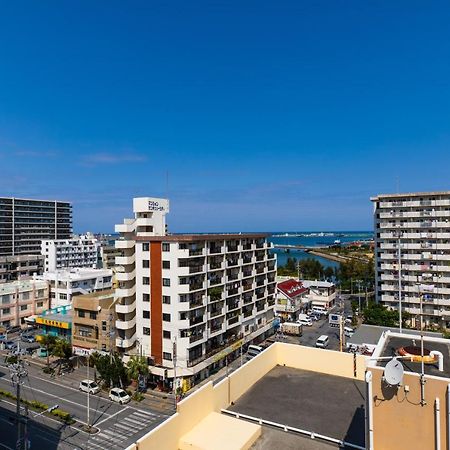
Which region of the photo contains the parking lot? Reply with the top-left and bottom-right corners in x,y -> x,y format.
0,326 -> 41,355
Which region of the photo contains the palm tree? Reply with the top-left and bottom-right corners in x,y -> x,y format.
126,355 -> 149,389
51,338 -> 72,375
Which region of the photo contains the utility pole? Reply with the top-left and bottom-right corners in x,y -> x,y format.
10,351 -> 29,450
339,315 -> 344,352
87,354 -> 90,429
398,232 -> 403,333
173,339 -> 177,408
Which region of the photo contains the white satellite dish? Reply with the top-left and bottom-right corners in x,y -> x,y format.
384,358 -> 404,386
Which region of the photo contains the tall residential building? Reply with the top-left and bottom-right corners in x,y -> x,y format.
41,233 -> 100,272
36,268 -> 113,308
114,197 -> 277,388
371,191 -> 450,328
0,197 -> 72,256
0,279 -> 49,328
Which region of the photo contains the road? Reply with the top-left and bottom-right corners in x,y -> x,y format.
0,358 -> 173,449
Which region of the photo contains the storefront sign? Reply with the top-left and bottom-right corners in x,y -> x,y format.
36,317 -> 70,329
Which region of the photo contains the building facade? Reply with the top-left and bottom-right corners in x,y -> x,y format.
114,197 -> 277,388
35,304 -> 72,341
302,280 -> 337,310
72,289 -> 116,356
0,279 -> 49,328
0,197 -> 72,256
41,233 -> 100,272
0,255 -> 44,283
275,279 -> 309,321
371,191 -> 450,328
36,268 -> 113,308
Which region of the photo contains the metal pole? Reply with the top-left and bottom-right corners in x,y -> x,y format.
87,355 -> 90,429
398,235 -> 402,333
16,374 -> 21,448
420,290 -> 426,406
173,339 -> 177,408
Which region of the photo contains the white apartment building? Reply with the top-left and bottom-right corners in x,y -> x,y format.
115,197 -> 277,388
41,233 -> 101,272
302,280 -> 337,310
0,279 -> 49,328
36,268 -> 113,308
371,191 -> 450,328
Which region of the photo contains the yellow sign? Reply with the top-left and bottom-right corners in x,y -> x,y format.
36,317 -> 70,329
212,339 -> 243,363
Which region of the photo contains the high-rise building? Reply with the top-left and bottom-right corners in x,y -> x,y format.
114,197 -> 277,387
0,254 -> 44,283
0,197 -> 72,256
371,191 -> 450,328
41,233 -> 100,272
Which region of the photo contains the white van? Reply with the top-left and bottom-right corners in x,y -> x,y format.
79,379 -> 100,395
312,306 -> 328,316
297,317 -> 313,327
344,327 -> 354,338
316,335 -> 329,348
246,345 -> 264,360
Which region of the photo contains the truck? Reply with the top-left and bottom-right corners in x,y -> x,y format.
328,313 -> 342,328
281,322 -> 303,336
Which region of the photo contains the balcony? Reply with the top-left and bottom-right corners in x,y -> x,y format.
115,239 -> 135,249
209,246 -> 224,255
190,315 -> 205,326
189,248 -> 205,257
208,261 -> 225,271
115,254 -> 135,265
116,316 -> 136,330
116,334 -> 136,348
116,302 -> 136,314
115,269 -> 136,282
115,285 -> 136,298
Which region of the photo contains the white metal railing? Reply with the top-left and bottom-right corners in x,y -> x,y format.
221,409 -> 365,450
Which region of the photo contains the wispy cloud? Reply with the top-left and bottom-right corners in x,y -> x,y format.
81,152 -> 148,166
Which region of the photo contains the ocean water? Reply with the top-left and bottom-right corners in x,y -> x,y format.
268,231 -> 373,269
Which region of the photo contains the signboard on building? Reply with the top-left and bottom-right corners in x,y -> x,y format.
36,317 -> 70,329
133,197 -> 170,214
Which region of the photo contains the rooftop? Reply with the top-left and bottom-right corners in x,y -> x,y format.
370,191 -> 450,201
301,280 -> 335,288
38,267 -> 112,280
277,279 -> 308,298
0,279 -> 48,295
228,365 -> 365,449
134,233 -> 270,242
348,324 -> 442,347
375,334 -> 450,379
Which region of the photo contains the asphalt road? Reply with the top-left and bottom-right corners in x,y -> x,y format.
0,360 -> 171,450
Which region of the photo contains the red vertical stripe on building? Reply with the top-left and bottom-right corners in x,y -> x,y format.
150,242 -> 163,365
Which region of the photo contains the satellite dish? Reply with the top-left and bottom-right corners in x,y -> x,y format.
384,358 -> 404,386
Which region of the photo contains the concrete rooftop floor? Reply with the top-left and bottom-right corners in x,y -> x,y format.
229,365 -> 366,448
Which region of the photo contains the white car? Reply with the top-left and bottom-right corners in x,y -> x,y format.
297,318 -> 313,327
109,387 -> 131,404
79,380 -> 100,395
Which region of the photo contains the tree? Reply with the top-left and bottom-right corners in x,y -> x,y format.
40,334 -> 57,369
362,302 -> 399,327
127,356 -> 149,389
51,338 -> 72,374
94,354 -> 128,388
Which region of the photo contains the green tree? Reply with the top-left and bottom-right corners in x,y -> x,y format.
94,354 -> 128,388
51,338 -> 72,374
127,356 -> 149,389
362,302 -> 399,327
40,334 -> 57,369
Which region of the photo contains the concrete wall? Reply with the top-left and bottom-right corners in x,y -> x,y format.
370,367 -> 448,450
129,343 -> 368,450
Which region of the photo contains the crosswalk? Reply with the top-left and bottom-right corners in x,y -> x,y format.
86,408 -> 166,450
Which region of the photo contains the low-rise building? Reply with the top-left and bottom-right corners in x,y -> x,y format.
302,279 -> 336,310
0,255 -> 44,283
35,304 -> 72,341
275,279 -> 310,321
41,233 -> 101,272
36,268 -> 113,308
72,289 -> 117,356
0,279 -> 49,328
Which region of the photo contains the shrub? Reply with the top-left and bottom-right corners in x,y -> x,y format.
132,392 -> 144,402
51,409 -> 73,423
43,366 -> 54,375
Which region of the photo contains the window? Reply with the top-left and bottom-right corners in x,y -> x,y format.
20,305 -> 27,311
143,277 -> 150,285
143,260 -> 150,268
163,278 -> 170,287
163,330 -> 171,339
21,292 -> 30,301
101,344 -> 107,351
78,310 -> 85,318
59,293 -> 67,300
162,260 -> 170,269
143,293 -> 150,302
2,308 -> 10,315
89,312 -> 97,320
163,352 -> 172,361
143,327 -> 150,335
162,243 -> 170,252
1,295 -> 10,305
143,310 -> 150,319
163,295 -> 171,304
37,289 -> 45,298
102,321 -> 107,331
37,301 -> 43,308
78,327 -> 92,337
163,313 -> 171,322
143,243 -> 149,252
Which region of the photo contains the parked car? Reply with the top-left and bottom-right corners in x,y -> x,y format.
6,326 -> 21,334
109,388 -> 131,404
4,340 -> 16,350
79,380 -> 100,395
21,334 -> 35,343
344,327 -> 354,338
246,345 -> 264,360
297,317 -> 313,327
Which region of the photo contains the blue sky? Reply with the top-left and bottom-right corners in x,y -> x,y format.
1,1 -> 449,233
